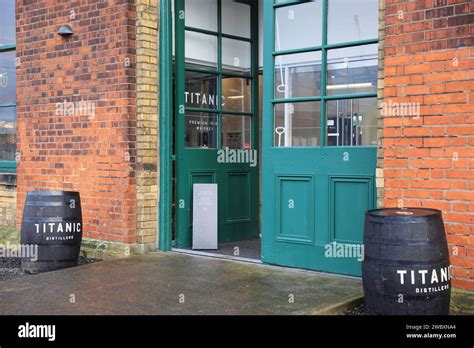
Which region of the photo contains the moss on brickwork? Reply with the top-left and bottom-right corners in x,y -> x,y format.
0,183 -> 17,227
451,288 -> 474,315
0,232 -> 156,260
80,238 -> 156,261
0,225 -> 19,245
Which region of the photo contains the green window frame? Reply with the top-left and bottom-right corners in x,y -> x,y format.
0,14 -> 16,173
270,0 -> 379,147
0,43 -> 16,173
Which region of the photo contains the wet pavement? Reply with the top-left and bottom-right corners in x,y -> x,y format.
0,257 -> 24,282
0,251 -> 363,315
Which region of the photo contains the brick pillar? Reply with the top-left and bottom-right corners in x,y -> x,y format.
136,0 -> 159,247
382,0 -> 474,289
376,0 -> 386,208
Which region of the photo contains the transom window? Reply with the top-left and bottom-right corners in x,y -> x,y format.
0,0 -> 16,171
272,0 -> 379,147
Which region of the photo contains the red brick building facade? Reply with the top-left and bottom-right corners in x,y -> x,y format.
0,0 -> 472,290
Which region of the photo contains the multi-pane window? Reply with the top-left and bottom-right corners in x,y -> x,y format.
182,0 -> 254,149
0,0 -> 16,171
273,0 -> 379,147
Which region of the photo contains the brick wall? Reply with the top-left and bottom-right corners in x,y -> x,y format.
16,0 -> 139,245
383,0 -> 474,289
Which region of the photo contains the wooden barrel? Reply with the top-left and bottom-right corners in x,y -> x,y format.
20,191 -> 83,273
362,208 -> 451,315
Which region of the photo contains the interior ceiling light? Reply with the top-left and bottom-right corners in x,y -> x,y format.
327,83 -> 373,90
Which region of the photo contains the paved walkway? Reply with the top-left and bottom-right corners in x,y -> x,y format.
0,252 -> 363,315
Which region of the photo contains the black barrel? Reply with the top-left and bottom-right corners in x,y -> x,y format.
20,191 -> 83,273
362,208 -> 451,315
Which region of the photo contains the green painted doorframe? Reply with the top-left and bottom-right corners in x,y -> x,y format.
158,0 -> 173,251
158,0 -> 260,251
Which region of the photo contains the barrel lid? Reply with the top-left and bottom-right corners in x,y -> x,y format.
27,190 -> 79,196
367,207 -> 441,218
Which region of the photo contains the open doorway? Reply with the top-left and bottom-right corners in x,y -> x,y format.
164,0 -> 379,276
170,0 -> 263,261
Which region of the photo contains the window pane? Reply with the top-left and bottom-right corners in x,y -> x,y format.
222,77 -> 251,113
185,31 -> 218,69
222,0 -> 250,38
185,113 -> 218,148
0,107 -> 16,161
327,44 -> 378,96
275,51 -> 322,99
328,0 -> 379,45
222,115 -> 251,149
327,98 -> 377,147
0,51 -> 16,105
185,0 -> 217,32
185,71 -> 218,109
0,0 -> 15,46
275,1 -> 322,52
274,102 -> 321,147
222,38 -> 251,74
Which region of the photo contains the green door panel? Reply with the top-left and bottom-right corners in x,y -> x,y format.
276,175 -> 315,244
330,176 -> 374,243
261,0 -> 378,276
226,172 -> 250,221
262,147 -> 376,276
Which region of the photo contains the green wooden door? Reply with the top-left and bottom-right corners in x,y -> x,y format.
174,0 -> 259,248
261,0 -> 379,276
